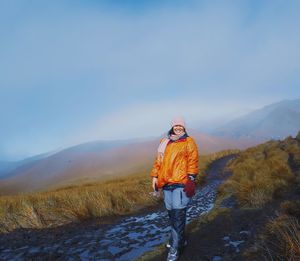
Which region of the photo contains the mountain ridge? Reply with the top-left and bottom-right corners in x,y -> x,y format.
212,98 -> 300,139
0,129 -> 261,195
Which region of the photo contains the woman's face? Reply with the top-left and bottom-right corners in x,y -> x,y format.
173,125 -> 185,135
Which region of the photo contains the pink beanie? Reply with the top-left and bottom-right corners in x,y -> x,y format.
171,116 -> 186,128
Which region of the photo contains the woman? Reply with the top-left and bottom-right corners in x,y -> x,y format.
150,116 -> 199,261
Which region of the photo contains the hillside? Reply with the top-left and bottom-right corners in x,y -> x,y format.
0,149 -> 236,234
0,130 -> 260,195
0,150 -> 237,260
0,151 -> 54,179
212,98 -> 300,140
0,161 -> 19,178
140,131 -> 300,260
1,131 -> 300,260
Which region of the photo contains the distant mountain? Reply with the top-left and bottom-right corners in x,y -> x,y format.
0,161 -> 19,178
0,151 -> 57,179
0,138 -> 157,195
0,130 -> 261,196
211,99 -> 300,139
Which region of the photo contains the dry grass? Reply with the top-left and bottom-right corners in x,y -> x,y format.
217,131 -> 300,260
254,212 -> 300,261
0,172 -> 156,233
243,199 -> 300,260
218,136 -> 299,208
0,149 -> 237,233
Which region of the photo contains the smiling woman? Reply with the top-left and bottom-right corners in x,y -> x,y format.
150,116 -> 199,261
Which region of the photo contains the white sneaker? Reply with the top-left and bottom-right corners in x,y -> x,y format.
166,240 -> 187,249
167,247 -> 179,261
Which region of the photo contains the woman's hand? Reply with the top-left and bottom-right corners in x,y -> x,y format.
152,177 -> 158,191
184,179 -> 196,197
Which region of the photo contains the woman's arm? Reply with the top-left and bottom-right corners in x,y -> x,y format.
186,137 -> 199,177
150,138 -> 164,190
150,154 -> 161,178
184,137 -> 199,197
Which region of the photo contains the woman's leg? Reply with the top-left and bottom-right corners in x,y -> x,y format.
170,188 -> 190,251
163,189 -> 173,247
164,187 -> 190,260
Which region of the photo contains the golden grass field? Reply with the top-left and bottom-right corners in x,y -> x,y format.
219,140 -> 298,208
0,149 -> 238,233
218,132 -> 300,260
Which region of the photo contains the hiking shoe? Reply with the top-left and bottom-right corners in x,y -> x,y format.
167,247 -> 179,261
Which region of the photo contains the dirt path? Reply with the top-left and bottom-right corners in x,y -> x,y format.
0,155 -> 236,261
141,155 -> 300,261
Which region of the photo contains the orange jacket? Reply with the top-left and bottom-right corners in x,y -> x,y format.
150,135 -> 199,188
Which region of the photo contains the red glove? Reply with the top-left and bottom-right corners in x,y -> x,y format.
184,179 -> 196,198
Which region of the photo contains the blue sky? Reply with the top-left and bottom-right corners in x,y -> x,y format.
1,0 -> 300,161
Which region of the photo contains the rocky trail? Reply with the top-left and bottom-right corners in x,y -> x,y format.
0,155 -> 235,261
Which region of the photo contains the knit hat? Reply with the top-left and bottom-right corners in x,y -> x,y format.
171,116 -> 186,128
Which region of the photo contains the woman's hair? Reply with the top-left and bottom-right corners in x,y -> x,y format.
168,127 -> 188,137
